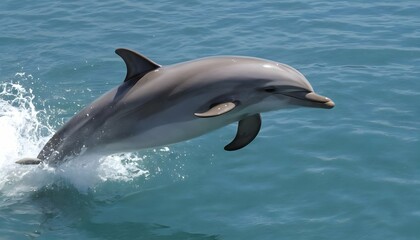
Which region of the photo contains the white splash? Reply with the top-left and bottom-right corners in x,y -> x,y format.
0,80 -> 149,196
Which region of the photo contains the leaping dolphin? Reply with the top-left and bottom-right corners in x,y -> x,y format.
16,48 -> 334,165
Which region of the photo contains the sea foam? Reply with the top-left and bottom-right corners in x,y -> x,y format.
0,79 -> 149,196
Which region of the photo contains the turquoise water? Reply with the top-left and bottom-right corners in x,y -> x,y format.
1,0 -> 419,239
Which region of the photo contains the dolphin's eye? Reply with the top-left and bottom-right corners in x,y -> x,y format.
263,87 -> 276,93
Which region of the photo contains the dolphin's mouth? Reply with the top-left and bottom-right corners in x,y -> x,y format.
281,91 -> 335,109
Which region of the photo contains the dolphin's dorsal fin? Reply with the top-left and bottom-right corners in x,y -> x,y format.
224,114 -> 261,151
194,102 -> 237,118
115,48 -> 161,82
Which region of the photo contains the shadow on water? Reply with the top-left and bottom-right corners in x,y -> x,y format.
29,182 -> 220,240
80,222 -> 220,240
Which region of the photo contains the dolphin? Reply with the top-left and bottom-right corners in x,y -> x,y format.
16,48 -> 334,165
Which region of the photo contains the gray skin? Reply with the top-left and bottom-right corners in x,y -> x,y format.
16,48 -> 334,165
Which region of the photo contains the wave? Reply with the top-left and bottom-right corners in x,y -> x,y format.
0,78 -> 149,196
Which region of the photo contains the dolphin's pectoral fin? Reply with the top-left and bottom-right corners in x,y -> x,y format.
115,48 -> 161,82
194,102 -> 237,118
15,158 -> 42,165
224,114 -> 261,151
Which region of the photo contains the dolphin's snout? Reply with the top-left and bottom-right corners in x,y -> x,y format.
305,92 -> 335,109
280,90 -> 335,109
323,99 -> 335,109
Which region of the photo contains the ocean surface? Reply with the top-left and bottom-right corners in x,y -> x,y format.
1,0 -> 419,239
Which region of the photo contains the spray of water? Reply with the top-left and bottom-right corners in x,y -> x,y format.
0,77 -> 149,196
